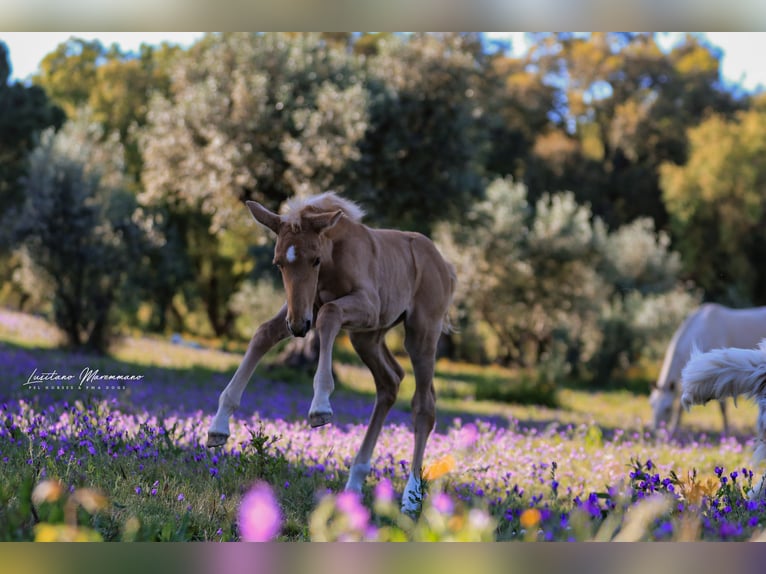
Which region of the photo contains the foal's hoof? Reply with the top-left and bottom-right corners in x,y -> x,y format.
205,432 -> 229,448
309,411 -> 333,428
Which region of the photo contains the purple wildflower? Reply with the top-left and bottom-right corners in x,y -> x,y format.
714,466 -> 724,477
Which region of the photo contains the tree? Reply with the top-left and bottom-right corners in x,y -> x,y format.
437,178 -> 608,366
522,33 -> 742,230
33,37 -> 182,189
344,33 -> 489,234
661,109 -> 766,305
480,46 -> 556,183
139,33 -> 368,337
141,32 -> 367,220
436,177 -> 697,385
33,38 -> 106,118
11,113 -> 146,352
0,41 -> 65,218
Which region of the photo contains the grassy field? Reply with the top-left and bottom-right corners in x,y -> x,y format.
1,308 -> 764,542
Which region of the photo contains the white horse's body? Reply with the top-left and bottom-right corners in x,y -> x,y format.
650,304 -> 766,436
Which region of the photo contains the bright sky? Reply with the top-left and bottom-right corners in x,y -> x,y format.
2,32 -> 205,81
3,32 -> 766,93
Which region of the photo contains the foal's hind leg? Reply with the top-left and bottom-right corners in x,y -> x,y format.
401,318 -> 441,513
344,330 -> 405,492
206,305 -> 289,447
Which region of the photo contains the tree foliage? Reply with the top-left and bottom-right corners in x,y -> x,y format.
11,114 -> 146,352
0,41 -> 65,217
437,178 -> 697,384
519,33 -> 742,230
1,32 -> 758,383
141,32 -> 367,226
138,33 -> 367,336
344,33 -> 489,234
33,37 -> 181,187
661,109 -> 766,305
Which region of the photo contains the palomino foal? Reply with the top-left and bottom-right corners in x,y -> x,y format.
207,192 -> 456,512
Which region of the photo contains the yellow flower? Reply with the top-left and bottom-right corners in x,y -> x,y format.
520,508 -> 542,529
423,454 -> 456,481
34,524 -> 63,542
678,473 -> 719,505
34,523 -> 103,542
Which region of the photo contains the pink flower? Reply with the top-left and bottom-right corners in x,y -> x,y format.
335,491 -> 370,531
238,482 -> 282,542
457,423 -> 479,449
432,493 -> 454,515
374,479 -> 395,505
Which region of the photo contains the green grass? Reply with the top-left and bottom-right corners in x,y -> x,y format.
0,308 -> 762,542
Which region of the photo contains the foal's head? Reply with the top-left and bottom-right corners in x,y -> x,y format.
247,200 -> 342,337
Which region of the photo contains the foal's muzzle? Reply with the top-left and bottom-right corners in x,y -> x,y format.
287,318 -> 311,338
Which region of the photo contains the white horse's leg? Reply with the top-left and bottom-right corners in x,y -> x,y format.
344,331 -> 403,492
668,396 -> 683,439
719,399 -> 729,437
206,306 -> 289,447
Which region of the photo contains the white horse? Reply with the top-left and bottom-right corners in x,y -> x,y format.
682,340 -> 766,496
649,304 -> 766,437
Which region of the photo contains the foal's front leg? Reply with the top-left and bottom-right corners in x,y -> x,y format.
308,294 -> 376,427
207,305 -> 289,447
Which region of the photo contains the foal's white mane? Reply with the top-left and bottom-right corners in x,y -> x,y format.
281,192 -> 365,227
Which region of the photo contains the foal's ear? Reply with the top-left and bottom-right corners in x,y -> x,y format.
305,210 -> 343,234
246,201 -> 281,234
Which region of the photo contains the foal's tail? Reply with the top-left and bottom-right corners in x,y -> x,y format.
441,262 -> 458,335
681,340 -> 766,411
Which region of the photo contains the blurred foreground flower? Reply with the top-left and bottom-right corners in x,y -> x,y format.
31,480 -> 107,542
238,482 -> 282,542
71,488 -> 108,514
31,480 -> 64,505
424,454 -> 456,481
310,490 -> 375,542
520,508 -> 541,529
34,523 -> 103,542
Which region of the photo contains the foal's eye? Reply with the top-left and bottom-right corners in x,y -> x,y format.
312,258 -> 321,267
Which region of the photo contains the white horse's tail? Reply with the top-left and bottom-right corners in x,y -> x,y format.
681,340 -> 766,411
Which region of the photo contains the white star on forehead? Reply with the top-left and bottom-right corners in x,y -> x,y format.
286,245 -> 297,263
